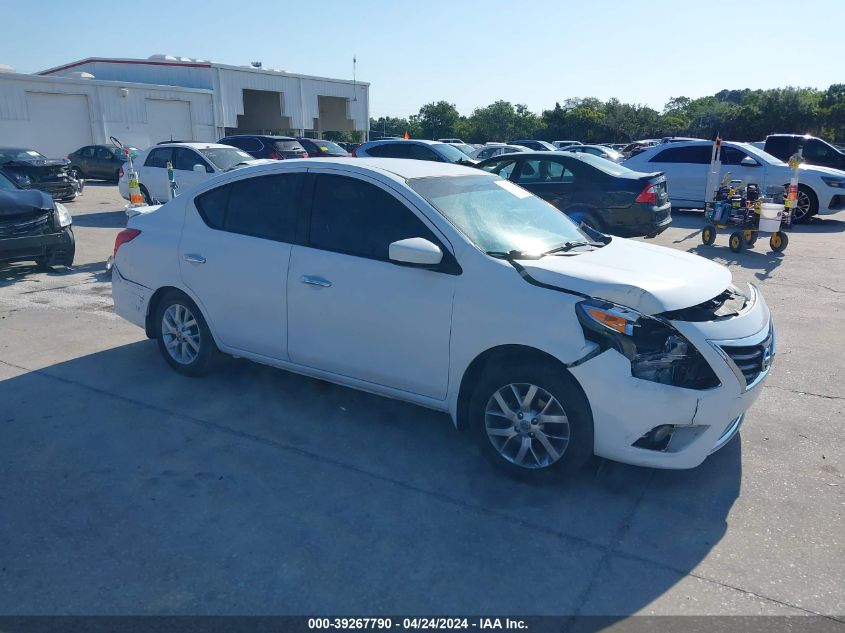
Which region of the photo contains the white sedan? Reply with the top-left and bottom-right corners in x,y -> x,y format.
469,144 -> 530,161
624,140 -> 845,221
112,158 -> 774,477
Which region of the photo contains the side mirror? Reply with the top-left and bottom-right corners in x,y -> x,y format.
740,156 -> 759,167
193,164 -> 206,173
388,237 -> 443,267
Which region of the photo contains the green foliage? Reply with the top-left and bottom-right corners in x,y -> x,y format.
371,84 -> 845,144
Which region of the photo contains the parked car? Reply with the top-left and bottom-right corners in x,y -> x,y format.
437,138 -> 465,144
509,139 -> 556,151
0,147 -> 83,201
68,144 -> 139,182
118,142 -> 262,204
218,135 -> 308,160
353,139 -> 477,164
610,144 -> 627,152
468,144 -> 529,161
760,134 -> 845,171
623,139 -> 845,222
553,140 -> 582,149
444,142 -> 477,156
660,137 -> 704,144
295,138 -> 350,158
477,151 -> 671,237
561,144 -> 624,163
112,157 -> 774,477
621,140 -> 658,158
0,169 -> 74,269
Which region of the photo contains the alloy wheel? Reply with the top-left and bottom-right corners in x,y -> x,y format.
484,383 -> 570,469
161,303 -> 201,365
793,189 -> 811,221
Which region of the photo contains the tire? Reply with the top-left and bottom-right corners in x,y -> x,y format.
154,290 -> 217,377
468,359 -> 594,480
792,185 -> 818,223
568,208 -> 604,233
770,231 -> 788,252
701,224 -> 716,245
34,228 -> 75,270
140,184 -> 153,205
743,229 -> 758,246
729,231 -> 744,253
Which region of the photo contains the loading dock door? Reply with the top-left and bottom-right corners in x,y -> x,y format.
146,100 -> 193,144
26,93 -> 93,158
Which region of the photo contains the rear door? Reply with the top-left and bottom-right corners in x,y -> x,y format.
179,172 -> 303,360
93,146 -> 117,179
645,145 -> 712,207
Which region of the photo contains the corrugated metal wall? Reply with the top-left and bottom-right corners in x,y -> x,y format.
0,73 -> 216,155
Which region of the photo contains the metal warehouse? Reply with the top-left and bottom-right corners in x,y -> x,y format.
0,55 -> 369,157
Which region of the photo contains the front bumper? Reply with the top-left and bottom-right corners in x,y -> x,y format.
0,230 -> 70,262
569,284 -> 772,469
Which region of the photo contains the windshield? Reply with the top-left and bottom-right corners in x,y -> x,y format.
738,143 -> 786,166
0,171 -> 18,190
0,148 -> 46,162
452,143 -> 475,156
434,143 -> 475,163
199,147 -> 253,171
408,174 -> 589,256
310,140 -> 347,154
573,152 -> 636,176
273,140 -> 306,151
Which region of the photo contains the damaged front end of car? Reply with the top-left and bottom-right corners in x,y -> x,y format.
1,158 -> 83,201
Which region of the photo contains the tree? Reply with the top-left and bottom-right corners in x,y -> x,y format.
417,101 -> 460,139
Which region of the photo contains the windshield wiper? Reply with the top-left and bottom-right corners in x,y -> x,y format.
542,240 -> 603,255
485,249 -> 542,260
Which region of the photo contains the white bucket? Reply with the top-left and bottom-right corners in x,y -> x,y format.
759,216 -> 781,232
760,203 -> 781,220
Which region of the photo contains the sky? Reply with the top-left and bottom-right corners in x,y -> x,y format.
1,0 -> 842,118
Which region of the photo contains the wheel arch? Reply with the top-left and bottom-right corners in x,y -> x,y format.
145,285 -> 217,344
455,344 -> 590,430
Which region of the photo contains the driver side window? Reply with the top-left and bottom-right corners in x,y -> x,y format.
479,157 -> 517,180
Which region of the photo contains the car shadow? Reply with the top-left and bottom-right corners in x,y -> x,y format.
0,260 -> 110,286
0,341 -> 742,615
72,210 -> 127,229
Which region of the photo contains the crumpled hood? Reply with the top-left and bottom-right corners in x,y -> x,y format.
2,157 -> 70,168
518,238 -> 732,314
0,189 -> 53,215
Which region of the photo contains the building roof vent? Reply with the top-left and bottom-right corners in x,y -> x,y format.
0,64 -> 15,73
250,61 -> 263,68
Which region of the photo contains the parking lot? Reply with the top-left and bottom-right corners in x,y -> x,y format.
0,183 -> 843,618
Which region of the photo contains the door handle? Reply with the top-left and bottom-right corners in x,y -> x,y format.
183,253 -> 206,264
300,275 -> 331,288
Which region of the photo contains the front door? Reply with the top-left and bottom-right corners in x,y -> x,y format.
179,172 -> 303,360
287,172 -> 456,399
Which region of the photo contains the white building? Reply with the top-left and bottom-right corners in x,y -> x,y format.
0,55 -> 369,157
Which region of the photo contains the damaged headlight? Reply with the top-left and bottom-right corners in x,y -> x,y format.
575,299 -> 720,389
54,202 -> 72,228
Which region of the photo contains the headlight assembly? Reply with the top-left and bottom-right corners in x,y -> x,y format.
576,299 -> 720,389
54,202 -> 72,228
821,176 -> 845,189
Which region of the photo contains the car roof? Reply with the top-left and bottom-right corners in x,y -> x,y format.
362,139 -> 442,146
148,142 -> 237,150
221,134 -> 296,140
230,156 -> 483,181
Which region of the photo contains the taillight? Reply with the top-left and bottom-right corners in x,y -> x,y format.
635,184 -> 657,205
351,149 -> 358,157
118,166 -> 124,179
114,228 -> 141,257
269,151 -> 283,160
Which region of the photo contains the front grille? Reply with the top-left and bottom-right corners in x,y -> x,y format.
0,212 -> 51,237
719,326 -> 774,388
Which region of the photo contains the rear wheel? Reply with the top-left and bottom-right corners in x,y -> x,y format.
140,184 -> 152,205
701,224 -> 716,245
770,231 -> 788,252
469,360 -> 593,480
729,231 -> 744,252
154,290 -> 217,376
568,209 -> 604,233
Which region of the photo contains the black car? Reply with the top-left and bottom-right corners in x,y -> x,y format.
218,135 -> 308,159
0,169 -> 75,269
68,144 -> 139,181
477,151 -> 671,237
295,138 -> 350,157
0,147 -> 83,201
509,139 -> 557,152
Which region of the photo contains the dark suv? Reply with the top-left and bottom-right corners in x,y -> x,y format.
295,138 -> 350,157
762,134 -> 845,171
218,135 -> 308,159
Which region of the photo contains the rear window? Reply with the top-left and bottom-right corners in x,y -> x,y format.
199,147 -> 253,171
273,140 -> 305,151
574,152 -> 635,176
310,140 -> 348,154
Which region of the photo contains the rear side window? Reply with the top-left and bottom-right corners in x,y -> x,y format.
650,146 -> 711,164
515,159 -> 572,184
173,148 -> 210,171
365,143 -> 403,158
309,174 -> 436,260
145,147 -> 173,168
195,173 -> 302,242
479,157 -> 517,179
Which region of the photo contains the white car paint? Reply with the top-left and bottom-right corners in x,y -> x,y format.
623,139 -> 845,215
118,142 -> 265,203
112,158 -> 774,471
469,144 -> 530,160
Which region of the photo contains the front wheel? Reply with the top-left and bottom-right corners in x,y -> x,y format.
792,185 -> 818,223
154,291 -> 217,376
35,228 -> 75,269
469,361 -> 593,479
770,231 -> 788,252
701,224 -> 716,245
729,231 -> 744,252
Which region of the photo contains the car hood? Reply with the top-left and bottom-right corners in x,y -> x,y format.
518,238 -> 731,314
0,188 -> 53,215
2,158 -> 70,168
799,163 -> 845,177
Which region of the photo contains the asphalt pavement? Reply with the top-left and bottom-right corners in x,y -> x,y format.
0,183 -> 843,619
